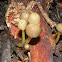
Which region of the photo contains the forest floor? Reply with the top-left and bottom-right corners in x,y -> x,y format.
0,0 -> 62,62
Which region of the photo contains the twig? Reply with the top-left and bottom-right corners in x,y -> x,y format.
56,5 -> 61,22
16,47 -> 24,60
37,2 -> 57,28
16,48 -> 29,62
11,42 -> 28,61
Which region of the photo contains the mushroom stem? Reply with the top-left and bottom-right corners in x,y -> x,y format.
23,37 -> 31,52
55,32 -> 61,44
22,30 -> 25,44
17,30 -> 26,47
25,37 -> 32,44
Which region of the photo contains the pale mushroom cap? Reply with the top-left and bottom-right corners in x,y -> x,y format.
24,44 -> 30,50
20,12 -> 29,21
56,23 -> 62,32
28,12 -> 40,24
26,24 -> 41,38
18,19 -> 27,30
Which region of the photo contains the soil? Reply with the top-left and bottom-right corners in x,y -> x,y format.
0,0 -> 62,62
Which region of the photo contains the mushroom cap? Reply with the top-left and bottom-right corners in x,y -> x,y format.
56,23 -> 62,32
28,12 -> 40,24
26,24 -> 41,38
18,19 -> 27,30
24,44 -> 30,50
20,12 -> 29,21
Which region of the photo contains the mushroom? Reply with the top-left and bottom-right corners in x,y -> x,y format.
28,12 -> 40,24
56,23 -> 62,43
17,12 -> 41,48
17,19 -> 27,47
18,19 -> 27,30
26,23 -> 41,38
24,44 -> 30,52
56,23 -> 62,33
25,23 -> 41,44
20,12 -> 29,21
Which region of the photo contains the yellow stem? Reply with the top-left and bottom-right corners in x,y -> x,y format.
25,37 -> 32,44
23,37 -> 31,52
22,30 -> 25,43
17,30 -> 25,47
55,32 -> 61,44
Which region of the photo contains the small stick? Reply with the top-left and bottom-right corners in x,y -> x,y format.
37,2 -> 57,28
56,6 -> 61,21
16,47 -> 24,61
11,42 -> 27,61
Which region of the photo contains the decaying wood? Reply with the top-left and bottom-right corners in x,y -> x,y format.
30,18 -> 55,62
